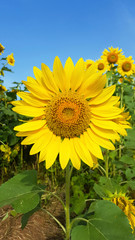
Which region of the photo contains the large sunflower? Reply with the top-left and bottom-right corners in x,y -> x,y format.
12,57 -> 129,169
117,56 -> 135,76
102,46 -> 123,64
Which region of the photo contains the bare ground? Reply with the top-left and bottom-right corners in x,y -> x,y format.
0,197 -> 65,240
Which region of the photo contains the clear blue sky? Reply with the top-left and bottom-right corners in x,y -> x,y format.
1,0 -> 135,89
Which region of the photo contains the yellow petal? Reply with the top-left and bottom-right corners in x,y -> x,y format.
59,138 -> 70,169
33,66 -> 44,86
16,129 -> 41,137
73,137 -> 93,167
91,113 -> 123,120
39,147 -> 47,163
14,120 -> 46,132
17,92 -> 47,107
89,85 -> 116,105
22,80 -> 52,100
53,56 -> 67,91
83,63 -> 97,81
82,132 -> 103,159
45,135 -> 61,169
87,128 -> 115,150
79,73 -> 106,98
90,123 -> 120,141
90,106 -> 123,117
27,76 -> 35,83
21,128 -> 49,145
12,106 -> 45,117
70,58 -> 85,91
30,130 -> 53,155
41,63 -> 59,93
11,100 -> 30,106
90,96 -> 120,109
91,118 -> 122,131
64,57 -> 74,88
69,139 -> 81,170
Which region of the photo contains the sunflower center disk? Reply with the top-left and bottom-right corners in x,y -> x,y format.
98,63 -> 104,70
107,53 -> 118,63
122,62 -> 131,72
45,92 -> 91,138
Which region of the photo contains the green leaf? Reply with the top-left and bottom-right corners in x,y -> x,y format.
21,204 -> 40,229
71,191 -> 86,215
0,170 -> 45,214
120,155 -> 135,165
94,177 -> 120,199
127,180 -> 135,190
125,168 -> 135,180
71,200 -> 133,240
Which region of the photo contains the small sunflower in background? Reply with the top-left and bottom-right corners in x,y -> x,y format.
12,57 -> 130,170
95,59 -> 109,74
85,59 -> 95,69
6,53 -> 15,66
117,56 -> 135,76
111,193 -> 135,231
0,84 -> 7,92
0,43 -> 5,55
101,46 -> 123,65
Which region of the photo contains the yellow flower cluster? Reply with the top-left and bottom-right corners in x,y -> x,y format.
86,47 -> 135,77
0,144 -> 11,162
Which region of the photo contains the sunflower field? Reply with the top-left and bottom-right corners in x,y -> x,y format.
0,44 -> 135,240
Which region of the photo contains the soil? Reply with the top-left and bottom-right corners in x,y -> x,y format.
0,197 -> 65,240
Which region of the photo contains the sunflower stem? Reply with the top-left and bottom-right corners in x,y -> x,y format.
65,162 -> 71,240
20,139 -> 23,167
105,150 -> 109,178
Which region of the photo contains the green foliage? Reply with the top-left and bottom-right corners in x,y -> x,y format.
0,170 -> 45,213
71,200 -> 134,240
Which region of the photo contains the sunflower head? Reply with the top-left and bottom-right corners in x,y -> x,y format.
6,53 -> 15,66
0,84 -> 7,92
101,46 -> 123,64
85,59 -> 95,69
117,56 -> 135,76
12,57 -> 130,170
111,193 -> 135,231
95,59 -> 109,73
0,43 -> 5,55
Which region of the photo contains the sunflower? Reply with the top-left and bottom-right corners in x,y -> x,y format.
0,43 -> 5,55
111,193 -> 135,231
6,53 -> 15,66
0,84 -> 7,92
95,59 -> 109,74
85,59 -> 95,69
117,56 -> 135,76
12,57 -> 129,170
102,46 -> 123,64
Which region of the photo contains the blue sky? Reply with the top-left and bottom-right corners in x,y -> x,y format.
1,0 -> 135,89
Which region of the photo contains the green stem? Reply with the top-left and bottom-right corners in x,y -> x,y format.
105,150 -> 109,178
41,208 -> 66,234
43,190 -> 66,211
20,140 -> 23,167
65,162 -> 71,240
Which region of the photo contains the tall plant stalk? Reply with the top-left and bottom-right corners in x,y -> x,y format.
65,162 -> 71,240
